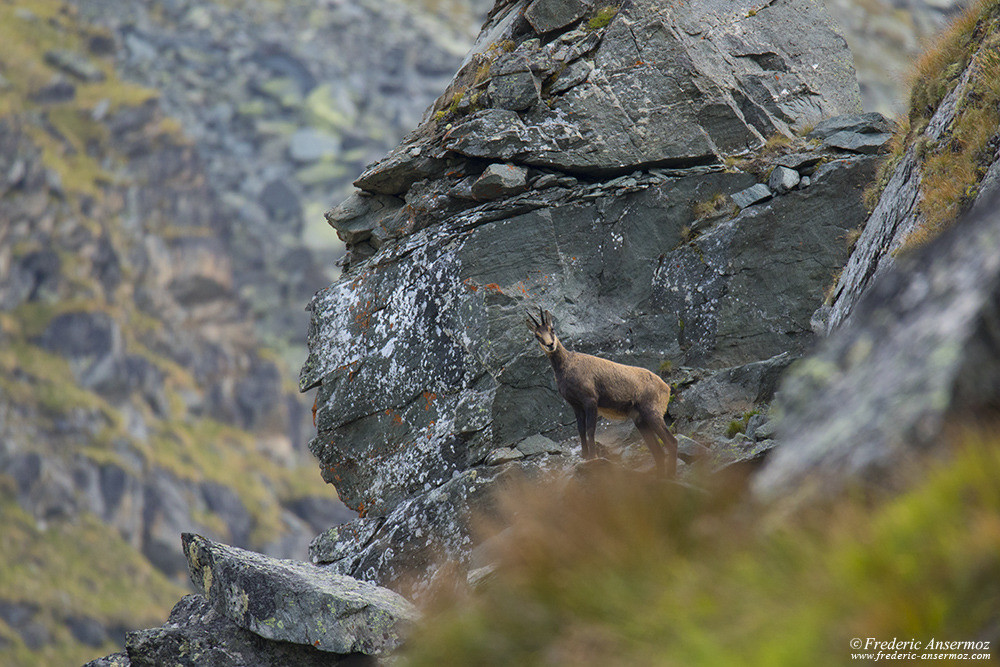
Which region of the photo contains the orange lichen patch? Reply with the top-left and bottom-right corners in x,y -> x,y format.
516,281 -> 531,297
463,278 -> 480,292
385,409 -> 404,425
312,396 -> 318,426
423,391 -> 437,410
484,283 -> 504,293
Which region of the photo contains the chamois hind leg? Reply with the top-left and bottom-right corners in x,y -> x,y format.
573,405 -> 593,460
636,420 -> 666,477
583,401 -> 598,459
647,410 -> 678,478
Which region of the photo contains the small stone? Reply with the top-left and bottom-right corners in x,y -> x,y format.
525,0 -> 594,33
515,434 -> 561,456
768,166 -> 800,194
730,183 -> 773,209
44,50 -> 105,82
471,163 -> 529,200
549,59 -> 592,95
488,70 -> 541,111
676,435 -> 712,462
531,173 -> 561,189
752,418 -> 777,441
486,447 -> 525,465
30,77 -> 76,104
799,175 -> 811,189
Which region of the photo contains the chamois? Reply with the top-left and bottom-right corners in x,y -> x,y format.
526,308 -> 678,477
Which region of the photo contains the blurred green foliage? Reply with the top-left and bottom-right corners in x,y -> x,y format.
404,436 -> 1000,665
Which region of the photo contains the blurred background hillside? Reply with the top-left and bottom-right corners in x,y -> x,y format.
0,0 -> 970,664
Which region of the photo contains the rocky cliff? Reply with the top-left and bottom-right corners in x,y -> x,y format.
303,0 -> 884,595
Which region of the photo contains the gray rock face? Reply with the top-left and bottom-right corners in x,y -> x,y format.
303,153 -> 875,520
182,533 -> 417,655
756,191 -> 1000,498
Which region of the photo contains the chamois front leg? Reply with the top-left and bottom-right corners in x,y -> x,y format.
636,422 -> 666,477
573,405 -> 592,460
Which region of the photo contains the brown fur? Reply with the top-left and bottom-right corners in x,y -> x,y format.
526,308 -> 678,477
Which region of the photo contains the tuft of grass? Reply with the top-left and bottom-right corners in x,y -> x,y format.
586,5 -> 619,31
692,192 -> 737,221
725,409 -> 760,438
404,433 -> 1000,665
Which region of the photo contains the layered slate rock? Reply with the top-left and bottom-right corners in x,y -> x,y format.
182,534 -> 417,655
823,39 -> 1000,332
347,0 -> 861,237
755,191 -> 1000,498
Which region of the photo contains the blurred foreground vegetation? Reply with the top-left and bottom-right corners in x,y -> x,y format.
406,435 -> 1000,665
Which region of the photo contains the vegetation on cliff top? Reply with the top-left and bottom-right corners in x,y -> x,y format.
866,0 -> 1000,248
404,434 -> 1000,665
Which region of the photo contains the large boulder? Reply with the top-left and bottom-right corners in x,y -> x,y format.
303,150 -> 878,518
182,533 -> 417,655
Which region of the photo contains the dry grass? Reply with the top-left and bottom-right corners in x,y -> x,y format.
865,0 -> 1000,246
691,192 -> 737,221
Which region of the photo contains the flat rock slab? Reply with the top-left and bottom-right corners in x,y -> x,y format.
182,533 -> 417,655
731,183 -> 772,208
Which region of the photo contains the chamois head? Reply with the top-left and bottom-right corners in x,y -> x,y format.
526,307 -> 559,354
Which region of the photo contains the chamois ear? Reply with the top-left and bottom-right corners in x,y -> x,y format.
543,310 -> 554,329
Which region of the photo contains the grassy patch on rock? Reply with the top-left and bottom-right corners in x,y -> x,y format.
865,0 -> 1000,247
404,434 -> 1000,665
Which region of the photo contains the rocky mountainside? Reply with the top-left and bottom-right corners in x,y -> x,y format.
62,0 -> 493,358
0,0 -> 490,665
